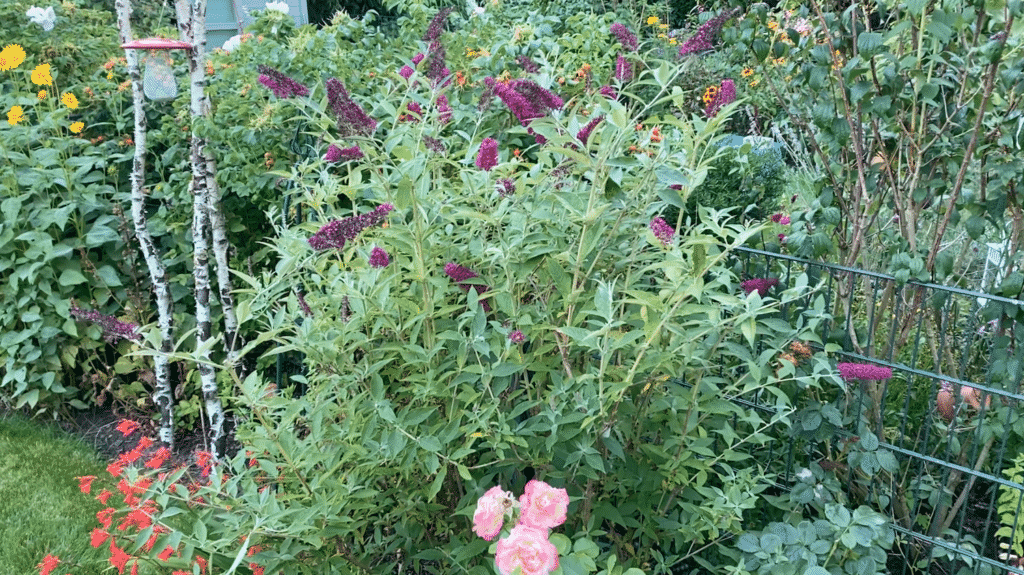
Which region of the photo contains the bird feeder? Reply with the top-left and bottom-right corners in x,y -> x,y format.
120,37 -> 193,102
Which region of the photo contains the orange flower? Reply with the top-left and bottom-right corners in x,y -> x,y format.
650,126 -> 662,143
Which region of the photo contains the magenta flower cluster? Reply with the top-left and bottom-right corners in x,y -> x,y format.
516,56 -> 540,73
256,65 -> 309,98
70,306 -> 140,342
837,362 -> 894,382
399,101 -> 423,122
422,7 -> 454,42
308,203 -> 394,251
599,85 -> 617,100
741,277 -> 779,296
498,178 -> 515,197
323,144 -> 364,163
476,138 -> 499,171
437,94 -> 452,123
369,246 -> 390,268
444,262 -> 491,311
423,135 -> 446,154
326,78 -> 377,137
508,330 -> 526,344
484,77 -> 563,127
576,115 -> 603,147
614,54 -> 633,82
610,23 -> 638,51
705,79 -> 736,117
422,40 -> 450,85
678,8 -> 739,56
649,216 -> 674,246
771,213 -> 791,225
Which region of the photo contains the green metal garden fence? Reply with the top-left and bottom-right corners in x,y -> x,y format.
735,245 -> 1024,575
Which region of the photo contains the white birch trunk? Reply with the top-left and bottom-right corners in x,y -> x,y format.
205,155 -> 243,369
176,0 -> 225,458
115,0 -> 176,449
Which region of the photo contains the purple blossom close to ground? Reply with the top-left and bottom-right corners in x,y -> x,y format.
678,8 -> 739,56
576,115 -> 603,147
741,277 -> 780,296
323,144 -> 364,163
837,362 -> 894,382
610,23 -> 638,51
444,262 -> 492,311
256,65 -> 309,98
308,203 -> 394,251
369,246 -> 390,268
476,137 -> 499,171
325,78 -> 377,137
70,306 -> 140,342
649,216 -> 675,246
705,79 -> 736,117
498,178 -> 515,197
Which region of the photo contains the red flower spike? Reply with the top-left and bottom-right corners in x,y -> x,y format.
106,460 -> 125,478
108,540 -> 131,574
37,554 -> 60,575
97,489 -> 113,504
96,508 -> 115,530
116,419 -> 140,436
158,546 -> 175,561
77,475 -> 96,494
145,447 -> 171,469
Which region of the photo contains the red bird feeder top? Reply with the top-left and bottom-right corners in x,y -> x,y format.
121,37 -> 193,50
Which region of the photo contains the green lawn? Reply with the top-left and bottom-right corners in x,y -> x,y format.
0,413 -> 108,575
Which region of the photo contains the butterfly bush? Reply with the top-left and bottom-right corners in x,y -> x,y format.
323,144 -> 363,163
444,262 -> 492,311
678,8 -> 738,56
837,362 -> 894,382
741,277 -> 779,296
610,22 -> 638,51
705,79 -> 736,117
325,78 -> 377,137
256,65 -> 309,98
308,204 -> 393,251
476,137 -> 498,171
576,115 -> 603,147
484,77 -> 563,127
70,306 -> 141,342
614,54 -> 634,82
649,216 -> 675,246
369,246 -> 390,268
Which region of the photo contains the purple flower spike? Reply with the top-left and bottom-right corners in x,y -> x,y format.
678,8 -> 739,56
437,94 -> 453,123
599,85 -> 618,100
837,362 -> 894,382
369,246 -> 390,268
400,101 -> 423,122
476,137 -> 499,171
576,116 -> 604,147
326,78 -> 377,137
71,306 -> 141,342
423,7 -> 454,42
509,330 -> 526,344
324,144 -> 364,163
610,23 -> 638,51
516,56 -> 540,73
399,65 -> 415,79
444,262 -> 491,311
649,216 -> 674,246
741,277 -> 780,296
308,203 -> 394,251
706,79 -> 736,117
485,77 -> 563,127
498,178 -> 515,197
614,54 -> 633,82
256,65 -> 309,98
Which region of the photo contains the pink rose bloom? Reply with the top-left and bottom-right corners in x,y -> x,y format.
473,486 -> 512,540
495,525 -> 559,575
518,480 -> 569,529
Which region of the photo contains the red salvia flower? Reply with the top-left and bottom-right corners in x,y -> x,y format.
77,475 -> 96,494
116,419 -> 139,436
37,554 -> 59,575
90,528 -> 109,548
96,489 -> 113,504
96,507 -> 115,530
108,540 -> 131,574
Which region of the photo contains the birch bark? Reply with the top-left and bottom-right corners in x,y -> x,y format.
176,0 -> 225,458
115,0 -> 176,449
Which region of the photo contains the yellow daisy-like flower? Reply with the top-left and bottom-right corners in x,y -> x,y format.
741,67 -> 754,77
7,105 -> 25,126
61,92 -> 79,109
767,21 -> 779,31
669,38 -> 676,45
647,15 -> 659,25
750,79 -> 760,87
69,121 -> 84,134
37,90 -> 47,99
658,24 -> 669,29
106,71 -> 114,80
0,44 -> 26,72
31,63 -> 53,86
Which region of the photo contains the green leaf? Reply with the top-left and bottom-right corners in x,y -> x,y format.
58,269 -> 88,287
420,436 -> 442,452
549,533 -> 572,555
859,433 -> 879,451
804,567 -> 831,575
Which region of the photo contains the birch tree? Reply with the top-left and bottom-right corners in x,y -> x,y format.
115,0 -> 176,449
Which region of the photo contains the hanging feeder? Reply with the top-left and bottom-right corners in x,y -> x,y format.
120,37 -> 193,102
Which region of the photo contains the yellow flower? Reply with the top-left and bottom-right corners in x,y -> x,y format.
750,79 -> 760,87
37,90 -> 47,99
669,38 -> 676,45
767,21 -> 779,31
0,44 -> 26,71
106,71 -> 114,80
61,92 -> 79,109
31,63 -> 53,86
7,105 -> 25,125
647,15 -> 659,25
741,67 -> 754,77
659,24 -> 669,29
69,121 -> 84,134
